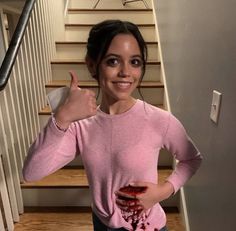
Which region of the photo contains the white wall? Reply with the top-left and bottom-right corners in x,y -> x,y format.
154,0 -> 236,230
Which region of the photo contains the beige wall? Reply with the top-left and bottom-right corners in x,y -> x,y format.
154,0 -> 236,230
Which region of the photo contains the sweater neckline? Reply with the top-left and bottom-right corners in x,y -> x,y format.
97,99 -> 142,119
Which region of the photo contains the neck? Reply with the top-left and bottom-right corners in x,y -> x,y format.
100,97 -> 137,115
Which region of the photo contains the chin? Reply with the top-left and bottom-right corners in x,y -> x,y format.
115,93 -> 133,100
103,88 -> 135,102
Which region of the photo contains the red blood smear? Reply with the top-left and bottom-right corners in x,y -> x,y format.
119,185 -> 147,195
118,185 -> 148,230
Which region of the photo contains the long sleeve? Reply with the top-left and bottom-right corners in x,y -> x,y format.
23,117 -> 79,182
163,114 -> 203,193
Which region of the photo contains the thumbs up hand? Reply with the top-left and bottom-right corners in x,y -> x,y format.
54,71 -> 97,130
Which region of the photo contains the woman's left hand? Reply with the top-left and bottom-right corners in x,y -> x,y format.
115,181 -> 174,212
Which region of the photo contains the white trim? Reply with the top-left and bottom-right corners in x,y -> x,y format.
180,188 -> 190,231
151,0 -> 170,112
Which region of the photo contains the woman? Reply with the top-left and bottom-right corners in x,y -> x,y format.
23,20 -> 202,231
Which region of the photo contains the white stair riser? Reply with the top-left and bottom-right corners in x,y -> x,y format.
66,12 -> 154,24
69,0 -> 152,9
65,26 -> 156,42
22,188 -> 91,207
52,64 -> 161,82
56,44 -> 159,61
22,188 -> 178,207
52,64 -> 91,81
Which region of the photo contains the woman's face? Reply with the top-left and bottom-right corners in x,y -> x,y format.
98,34 -> 143,103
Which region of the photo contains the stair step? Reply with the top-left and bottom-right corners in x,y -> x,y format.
44,81 -> 164,108
51,60 -> 160,65
50,60 -> 161,82
14,206 -> 185,231
14,207 -> 93,231
54,42 -> 159,60
21,168 -> 172,189
21,168 -> 178,207
51,63 -> 161,82
65,23 -> 155,27
66,8 -> 154,24
45,80 -> 164,89
21,168 -> 88,189
68,0 -> 151,9
68,8 -> 153,12
65,23 -> 156,41
55,41 -> 158,45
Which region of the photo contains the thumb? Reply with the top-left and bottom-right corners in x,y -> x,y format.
69,70 -> 80,90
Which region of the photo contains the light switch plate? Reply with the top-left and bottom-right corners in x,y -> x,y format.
210,90 -> 222,123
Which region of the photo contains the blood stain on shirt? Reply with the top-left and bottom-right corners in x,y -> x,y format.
118,185 -> 152,230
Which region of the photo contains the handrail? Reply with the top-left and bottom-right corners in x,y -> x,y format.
0,0 -> 36,91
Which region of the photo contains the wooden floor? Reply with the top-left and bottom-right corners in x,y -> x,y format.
14,207 -> 185,231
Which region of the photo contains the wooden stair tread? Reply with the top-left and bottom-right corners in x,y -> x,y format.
68,8 -> 153,12
14,206 -> 185,231
14,207 -> 93,231
39,104 -> 165,115
21,168 -> 88,188
45,80 -> 164,88
65,23 -> 155,27
51,59 -> 160,65
39,105 -> 51,115
21,168 -> 172,189
56,41 -> 158,45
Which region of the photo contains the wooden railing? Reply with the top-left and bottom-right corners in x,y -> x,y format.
0,0 -> 56,230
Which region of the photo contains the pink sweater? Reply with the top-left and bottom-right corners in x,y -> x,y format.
23,100 -> 202,230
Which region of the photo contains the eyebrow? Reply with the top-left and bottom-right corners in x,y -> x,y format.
103,53 -> 142,59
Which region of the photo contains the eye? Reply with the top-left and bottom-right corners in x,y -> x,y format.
106,58 -> 119,67
131,58 -> 143,67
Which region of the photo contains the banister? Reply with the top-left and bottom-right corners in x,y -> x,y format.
0,0 -> 36,91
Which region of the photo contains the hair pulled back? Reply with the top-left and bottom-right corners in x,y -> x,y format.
86,20 -> 147,82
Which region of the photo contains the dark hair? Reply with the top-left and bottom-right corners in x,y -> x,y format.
86,20 -> 148,83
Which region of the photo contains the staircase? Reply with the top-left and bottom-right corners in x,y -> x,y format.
18,0 -> 185,230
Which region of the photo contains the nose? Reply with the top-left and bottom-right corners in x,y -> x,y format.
118,62 -> 130,78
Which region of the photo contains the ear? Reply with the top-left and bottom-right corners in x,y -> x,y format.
86,56 -> 97,77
